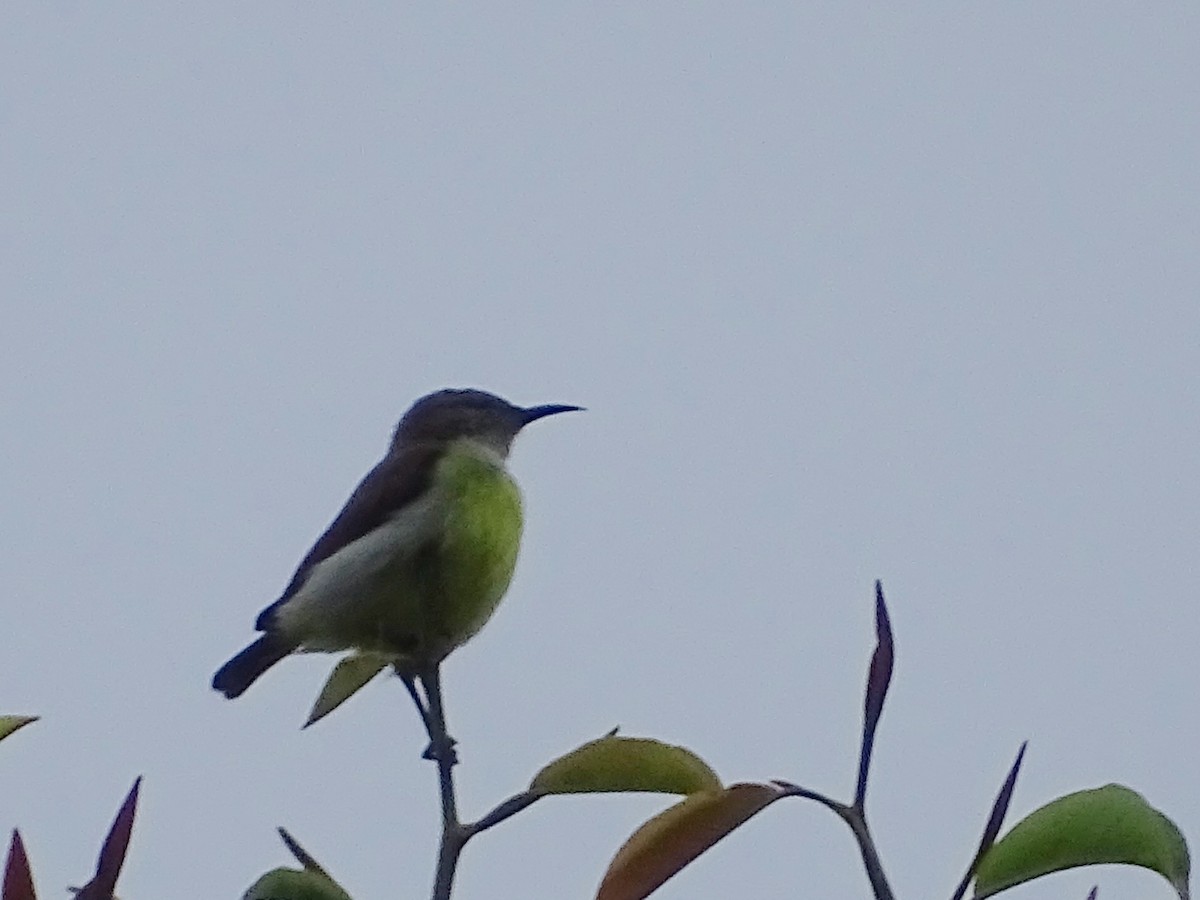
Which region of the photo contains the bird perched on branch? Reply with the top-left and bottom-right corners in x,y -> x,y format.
212,388 -> 581,702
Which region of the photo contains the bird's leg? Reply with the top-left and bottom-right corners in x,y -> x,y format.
399,670 -> 436,737
418,666 -> 458,766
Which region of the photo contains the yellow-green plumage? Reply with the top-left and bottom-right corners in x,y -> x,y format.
211,388 -> 578,701
431,442 -> 523,651
274,441 -> 524,667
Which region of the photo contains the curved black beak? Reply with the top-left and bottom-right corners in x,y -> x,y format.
520,403 -> 584,426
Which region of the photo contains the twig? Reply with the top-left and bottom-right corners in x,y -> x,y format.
402,666 -> 543,899
773,783 -> 894,900
843,805 -> 895,900
416,666 -> 469,900
465,791 -> 541,838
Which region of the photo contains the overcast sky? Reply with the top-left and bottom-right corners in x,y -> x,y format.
2,5 -> 1198,900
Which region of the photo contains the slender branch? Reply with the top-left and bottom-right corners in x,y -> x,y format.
771,780 -> 844,815
400,668 -> 543,899
843,806 -> 895,900
774,782 -> 895,900
417,666 -> 468,900
465,791 -> 542,838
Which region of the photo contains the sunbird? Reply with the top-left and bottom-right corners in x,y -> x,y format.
212,388 -> 580,701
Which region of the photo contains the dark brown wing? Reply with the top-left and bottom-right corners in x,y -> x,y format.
254,443 -> 441,631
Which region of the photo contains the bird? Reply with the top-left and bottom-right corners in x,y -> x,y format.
212,388 -> 581,703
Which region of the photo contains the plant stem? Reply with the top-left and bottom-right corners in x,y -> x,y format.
466,791 -> 541,837
421,666 -> 468,900
844,806 -> 894,900
774,783 -> 896,900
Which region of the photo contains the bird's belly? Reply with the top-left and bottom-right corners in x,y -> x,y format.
278,500 -> 438,654
279,460 -> 523,663
432,464 -> 523,651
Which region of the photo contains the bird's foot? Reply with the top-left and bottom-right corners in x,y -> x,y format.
422,734 -> 459,766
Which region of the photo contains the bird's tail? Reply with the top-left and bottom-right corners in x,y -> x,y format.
212,633 -> 294,699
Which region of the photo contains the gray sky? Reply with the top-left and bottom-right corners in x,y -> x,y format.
2,5 -> 1197,899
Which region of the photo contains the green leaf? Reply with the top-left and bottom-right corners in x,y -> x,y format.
254,827 -> 353,900
974,784 -> 1190,899
303,655 -> 387,728
531,736 -> 722,796
595,783 -> 784,900
241,868 -> 352,900
0,716 -> 37,744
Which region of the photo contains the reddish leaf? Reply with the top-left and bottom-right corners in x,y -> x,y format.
74,777 -> 141,900
855,581 -> 893,808
3,830 -> 36,900
596,783 -> 783,900
949,743 -> 1027,900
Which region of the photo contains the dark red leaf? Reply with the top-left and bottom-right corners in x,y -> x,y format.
74,777 -> 141,900
948,743 -> 1027,900
3,830 -> 36,900
854,581 -> 894,808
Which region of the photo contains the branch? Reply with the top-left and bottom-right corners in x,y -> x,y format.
773,783 -> 894,900
465,791 -> 541,838
843,805 -> 895,900
406,666 -> 469,900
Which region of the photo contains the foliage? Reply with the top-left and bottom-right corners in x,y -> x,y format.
1,756 -> 141,900
1,584 -> 1191,899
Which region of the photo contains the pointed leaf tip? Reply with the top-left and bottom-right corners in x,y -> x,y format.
304,654 -> 387,728
976,743 -> 1028,861
531,736 -> 721,797
0,716 -> 38,744
874,580 -> 890,628
869,582 -> 894,680
951,744 -> 1029,900
278,829 -> 333,880
974,784 -> 1190,900
75,778 -> 141,899
596,783 -> 784,900
243,833 -> 350,899
4,830 -> 36,900
855,581 -> 895,807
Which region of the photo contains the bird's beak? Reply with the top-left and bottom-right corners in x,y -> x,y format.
520,403 -> 584,425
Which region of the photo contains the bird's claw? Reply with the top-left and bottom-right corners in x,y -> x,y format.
422,735 -> 459,765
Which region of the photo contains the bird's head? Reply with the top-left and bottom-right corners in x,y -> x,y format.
392,388 -> 581,456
